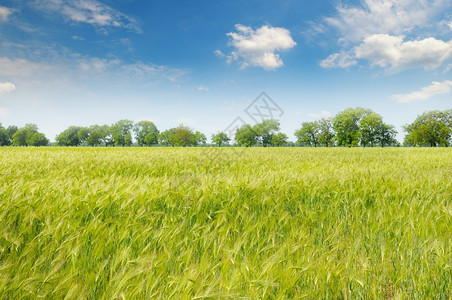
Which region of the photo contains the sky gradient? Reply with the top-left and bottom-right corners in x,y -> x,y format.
0,0 -> 451,142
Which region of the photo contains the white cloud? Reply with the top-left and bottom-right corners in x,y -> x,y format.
213,50 -> 225,58
320,52 -> 357,69
0,6 -> 12,22
308,110 -> 332,119
77,57 -> 121,71
390,80 -> 452,103
76,58 -> 187,83
224,24 -> 296,70
0,82 -> 16,97
0,55 -> 187,86
355,34 -> 452,70
197,85 -> 209,92
119,62 -> 187,83
0,57 -> 57,78
325,0 -> 447,43
35,0 -> 139,32
320,0 -> 452,71
72,35 -> 85,40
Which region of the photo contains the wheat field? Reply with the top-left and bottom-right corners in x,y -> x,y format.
0,147 -> 451,298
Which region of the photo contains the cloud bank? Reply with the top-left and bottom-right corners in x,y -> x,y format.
355,34 -> 452,70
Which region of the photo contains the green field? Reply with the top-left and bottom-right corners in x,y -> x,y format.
0,147 -> 451,298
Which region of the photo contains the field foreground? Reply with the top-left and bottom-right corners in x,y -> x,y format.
0,147 -> 451,298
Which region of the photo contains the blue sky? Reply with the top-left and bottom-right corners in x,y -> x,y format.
0,0 -> 451,142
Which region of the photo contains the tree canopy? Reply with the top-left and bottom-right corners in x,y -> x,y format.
211,132 -> 231,147
333,107 -> 373,147
10,124 -> 48,147
111,120 -> 134,147
235,120 -> 283,147
158,125 -> 206,147
134,121 -> 159,146
294,121 -> 319,147
404,110 -> 452,147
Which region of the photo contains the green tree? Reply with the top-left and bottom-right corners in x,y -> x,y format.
235,124 -> 257,147
11,124 -> 48,146
111,120 -> 134,147
211,132 -> 231,147
0,123 -> 8,146
445,109 -> 452,128
78,127 -> 90,145
334,107 -> 373,147
253,119 -> 280,147
134,121 -> 159,146
318,117 -> 335,147
191,131 -> 207,146
159,128 -> 176,146
271,132 -> 288,146
157,125 -> 204,147
409,119 -> 450,147
11,129 -> 27,146
99,125 -> 113,146
359,112 -> 383,147
6,125 -> 18,145
125,133 -> 133,146
172,125 -> 194,147
85,125 -> 101,146
294,121 -> 319,147
404,110 -> 451,147
377,123 -> 397,147
56,126 -> 83,146
28,132 -> 49,146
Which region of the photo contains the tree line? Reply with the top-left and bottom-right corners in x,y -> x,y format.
53,121 -> 207,147
0,124 -> 49,146
1,108 -> 451,147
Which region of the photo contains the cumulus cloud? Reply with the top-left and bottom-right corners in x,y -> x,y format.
390,80 -> 452,103
0,6 -> 12,22
355,34 -> 452,70
0,82 -> 16,97
35,0 -> 140,32
320,0 -> 452,71
224,24 -> 296,70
